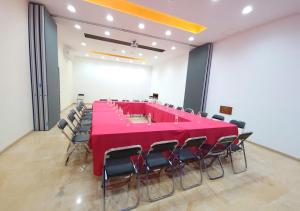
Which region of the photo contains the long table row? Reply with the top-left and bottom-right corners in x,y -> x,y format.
90,101 -> 238,176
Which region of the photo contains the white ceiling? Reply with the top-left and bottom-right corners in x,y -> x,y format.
33,0 -> 300,66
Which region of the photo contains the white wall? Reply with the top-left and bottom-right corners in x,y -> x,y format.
151,53 -> 189,106
0,0 -> 33,151
206,14 -> 300,158
73,57 -> 152,102
58,43 -> 74,110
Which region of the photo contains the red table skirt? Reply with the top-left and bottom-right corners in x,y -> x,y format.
90,101 -> 238,176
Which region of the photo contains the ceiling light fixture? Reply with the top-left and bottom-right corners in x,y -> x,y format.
101,56 -> 105,59
85,54 -> 89,57
129,60 -> 133,63
152,41 -> 157,46
81,42 -> 87,46
138,53 -> 143,56
154,56 -> 158,59
116,58 -> 119,61
104,31 -> 110,36
138,23 -> 145,29
242,5 -> 253,15
106,14 -> 114,22
74,24 -> 81,30
165,30 -> 172,36
188,36 -> 194,41
67,5 -> 76,13
121,50 -> 126,54
171,46 -> 176,50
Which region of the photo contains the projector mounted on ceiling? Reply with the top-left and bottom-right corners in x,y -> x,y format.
84,33 -> 165,52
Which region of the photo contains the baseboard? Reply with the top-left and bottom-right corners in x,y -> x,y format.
247,140 -> 300,162
0,130 -> 33,155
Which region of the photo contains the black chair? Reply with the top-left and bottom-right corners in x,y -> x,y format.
176,106 -> 183,110
177,136 -> 207,190
111,99 -> 118,101
230,119 -> 246,134
102,145 -> 142,211
203,135 -> 237,180
72,108 -> 92,126
212,114 -> 225,121
184,108 -> 194,114
67,111 -> 90,134
229,132 -> 253,174
57,119 -> 90,166
76,105 -> 92,120
168,104 -> 174,108
79,101 -> 92,112
133,100 -> 140,102
144,140 -> 178,202
122,99 -> 129,102
143,100 -> 148,102
199,112 -> 208,118
100,99 -> 107,101
164,103 -> 169,106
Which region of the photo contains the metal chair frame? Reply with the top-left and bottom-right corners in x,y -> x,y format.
144,140 -> 178,202
203,135 -> 237,180
178,136 -> 207,190
102,145 -> 142,211
228,132 -> 253,174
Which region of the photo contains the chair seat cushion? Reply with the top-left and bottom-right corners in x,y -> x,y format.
72,134 -> 90,143
105,158 -> 135,177
230,144 -> 242,152
179,149 -> 197,162
76,125 -> 91,133
146,152 -> 170,169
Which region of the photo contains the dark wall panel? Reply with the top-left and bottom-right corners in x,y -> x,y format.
183,43 -> 213,113
44,8 -> 60,129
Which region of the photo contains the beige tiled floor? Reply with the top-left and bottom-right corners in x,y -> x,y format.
0,113 -> 300,211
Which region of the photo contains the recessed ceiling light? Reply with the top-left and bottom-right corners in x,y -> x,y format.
74,24 -> 81,30
165,30 -> 172,36
116,58 -> 119,61
104,31 -> 110,36
142,62 -> 146,65
211,0 -> 220,2
171,46 -> 176,50
81,42 -> 87,46
129,60 -> 133,63
85,54 -> 89,57
101,56 -> 105,59
121,50 -> 126,54
106,14 -> 114,22
242,5 -> 253,15
138,53 -> 143,56
154,56 -> 158,59
188,36 -> 194,41
152,41 -> 157,46
138,23 -> 145,29
67,5 -> 76,13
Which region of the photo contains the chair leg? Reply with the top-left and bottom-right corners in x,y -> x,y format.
65,147 -> 76,166
102,174 -> 106,211
230,147 -> 248,174
146,165 -> 175,202
122,173 -> 140,211
204,156 -> 224,180
179,159 -> 203,190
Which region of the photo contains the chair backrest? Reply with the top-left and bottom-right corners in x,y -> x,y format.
208,135 -> 237,155
230,120 -> 246,129
199,112 -> 208,117
122,100 -> 129,102
164,103 -> 169,106
184,108 -> 194,114
57,119 -> 75,140
100,99 -> 107,101
148,140 -> 178,154
238,132 -> 253,143
168,104 -> 174,108
111,99 -> 118,101
133,100 -> 140,102
176,106 -> 183,110
67,112 -> 76,123
143,100 -> 148,102
104,145 -> 142,164
212,114 -> 225,121
182,136 -> 207,149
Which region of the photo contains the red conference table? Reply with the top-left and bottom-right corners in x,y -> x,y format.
90,101 -> 238,176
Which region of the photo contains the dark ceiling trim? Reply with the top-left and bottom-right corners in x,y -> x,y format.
52,15 -> 198,48
84,33 -> 165,52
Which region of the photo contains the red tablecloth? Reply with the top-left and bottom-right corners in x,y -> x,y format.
90,101 -> 238,176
